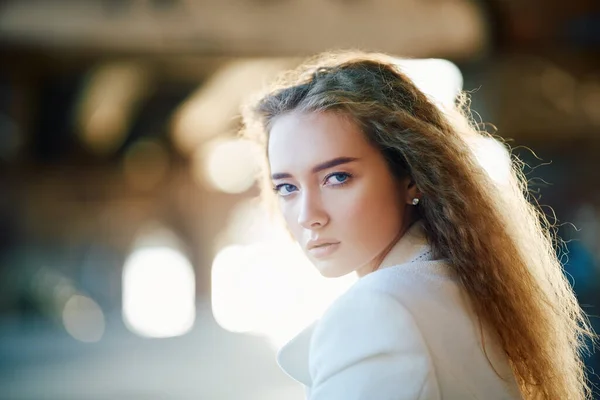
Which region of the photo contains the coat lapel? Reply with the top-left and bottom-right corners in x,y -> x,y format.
276,320 -> 317,386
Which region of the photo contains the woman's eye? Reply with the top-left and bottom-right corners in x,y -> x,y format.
325,172 -> 351,186
274,183 -> 298,196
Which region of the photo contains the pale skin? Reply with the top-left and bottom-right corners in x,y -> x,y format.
268,111 -> 420,278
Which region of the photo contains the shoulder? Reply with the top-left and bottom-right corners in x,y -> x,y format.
311,285 -> 426,361
311,257 -> 459,343
309,286 -> 440,399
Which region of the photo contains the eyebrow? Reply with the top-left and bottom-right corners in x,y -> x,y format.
271,156 -> 360,180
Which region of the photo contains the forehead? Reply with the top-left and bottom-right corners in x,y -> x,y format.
268,112 -> 373,173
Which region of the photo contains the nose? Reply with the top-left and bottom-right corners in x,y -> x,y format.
297,190 -> 329,230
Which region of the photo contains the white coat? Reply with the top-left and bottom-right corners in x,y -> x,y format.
276,222 -> 522,399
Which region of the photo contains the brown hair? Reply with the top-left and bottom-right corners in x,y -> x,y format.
241,50 -> 594,399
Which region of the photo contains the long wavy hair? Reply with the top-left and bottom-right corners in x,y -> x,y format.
241,51 -> 594,399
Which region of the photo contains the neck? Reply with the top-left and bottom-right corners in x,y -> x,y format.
356,220 -> 428,278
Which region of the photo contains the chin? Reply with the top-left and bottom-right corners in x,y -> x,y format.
313,260 -> 353,278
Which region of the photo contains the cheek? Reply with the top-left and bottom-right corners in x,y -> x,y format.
337,181 -> 404,243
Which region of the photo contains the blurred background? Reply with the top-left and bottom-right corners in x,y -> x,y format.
0,0 -> 599,399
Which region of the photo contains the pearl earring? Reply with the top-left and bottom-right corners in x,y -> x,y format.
412,198 -> 420,206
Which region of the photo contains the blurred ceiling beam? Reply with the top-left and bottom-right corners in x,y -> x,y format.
0,0 -> 488,59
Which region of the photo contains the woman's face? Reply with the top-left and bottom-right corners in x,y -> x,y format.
268,111 -> 414,278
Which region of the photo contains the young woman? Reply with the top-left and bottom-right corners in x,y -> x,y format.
241,51 -> 594,399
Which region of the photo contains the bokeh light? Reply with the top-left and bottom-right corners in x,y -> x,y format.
74,62 -> 152,156
193,138 -> 261,194
216,197 -> 281,249
395,58 -> 463,106
122,247 -> 196,338
62,294 -> 105,343
471,137 -> 512,185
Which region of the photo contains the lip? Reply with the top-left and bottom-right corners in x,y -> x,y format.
307,240 -> 341,258
307,239 -> 340,250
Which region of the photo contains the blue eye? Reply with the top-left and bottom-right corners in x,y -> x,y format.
273,183 -> 298,196
325,172 -> 352,186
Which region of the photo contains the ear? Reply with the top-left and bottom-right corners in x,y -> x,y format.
404,178 -> 420,205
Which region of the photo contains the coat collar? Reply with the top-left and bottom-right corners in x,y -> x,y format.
276,221 -> 433,386
377,220 -> 430,271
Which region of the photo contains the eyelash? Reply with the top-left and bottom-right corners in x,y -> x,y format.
325,172 -> 352,187
272,172 -> 353,196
